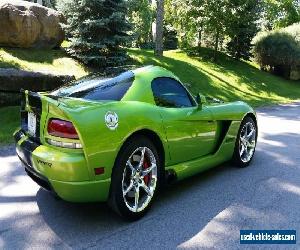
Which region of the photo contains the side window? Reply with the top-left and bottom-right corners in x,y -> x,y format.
151,77 -> 195,108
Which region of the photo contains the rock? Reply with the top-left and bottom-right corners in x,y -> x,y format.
0,68 -> 75,106
0,0 -> 64,49
0,68 -> 75,91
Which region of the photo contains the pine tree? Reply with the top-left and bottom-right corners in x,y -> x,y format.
57,0 -> 130,67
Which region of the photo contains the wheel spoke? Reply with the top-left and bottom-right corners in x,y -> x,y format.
123,180 -> 134,196
133,186 -> 140,212
248,141 -> 256,149
244,124 -> 248,137
246,128 -> 255,140
126,160 -> 136,175
141,182 -> 153,197
240,144 -> 245,157
142,163 -> 156,176
240,137 -> 247,146
138,147 -> 146,169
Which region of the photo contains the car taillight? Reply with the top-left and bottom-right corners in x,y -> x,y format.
47,119 -> 79,139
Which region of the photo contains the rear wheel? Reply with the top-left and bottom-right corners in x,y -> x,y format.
232,116 -> 257,167
109,136 -> 161,221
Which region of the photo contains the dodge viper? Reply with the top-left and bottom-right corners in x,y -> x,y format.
14,65 -> 257,220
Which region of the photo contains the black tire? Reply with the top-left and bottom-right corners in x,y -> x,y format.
108,135 -> 162,221
232,116 -> 257,168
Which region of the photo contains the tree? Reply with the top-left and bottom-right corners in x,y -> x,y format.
57,0 -> 130,67
165,0 -> 207,49
262,0 -> 300,30
186,0 -> 207,48
165,0 -> 228,60
226,0 -> 260,60
127,0 -> 153,48
205,0 -> 228,61
155,0 -> 165,56
163,23 -> 178,49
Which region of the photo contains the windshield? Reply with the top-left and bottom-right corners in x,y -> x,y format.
51,71 -> 134,101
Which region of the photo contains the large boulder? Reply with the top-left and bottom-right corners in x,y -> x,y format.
0,0 -> 64,49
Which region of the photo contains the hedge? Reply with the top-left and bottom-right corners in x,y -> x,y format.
252,23 -> 300,79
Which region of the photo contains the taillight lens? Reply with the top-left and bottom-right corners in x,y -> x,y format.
47,119 -> 79,139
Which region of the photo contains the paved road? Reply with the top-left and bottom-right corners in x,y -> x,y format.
1,103 -> 300,249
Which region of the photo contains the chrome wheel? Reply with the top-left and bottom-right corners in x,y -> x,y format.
239,121 -> 256,163
122,147 -> 157,213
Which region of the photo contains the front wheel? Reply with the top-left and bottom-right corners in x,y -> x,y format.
109,136 -> 161,221
232,116 -> 257,167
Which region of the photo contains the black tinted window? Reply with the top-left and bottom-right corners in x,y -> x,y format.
151,77 -> 195,108
51,71 -> 134,101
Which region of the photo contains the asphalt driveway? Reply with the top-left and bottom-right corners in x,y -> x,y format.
1,103 -> 300,249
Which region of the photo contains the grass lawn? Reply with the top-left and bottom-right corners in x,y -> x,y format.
128,48 -> 300,107
1,47 -> 300,145
0,47 -> 88,78
0,106 -> 19,146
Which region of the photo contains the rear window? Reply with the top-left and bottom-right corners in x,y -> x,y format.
51,71 -> 134,101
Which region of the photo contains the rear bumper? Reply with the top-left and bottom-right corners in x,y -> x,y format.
14,129 -> 110,202
18,151 -> 53,192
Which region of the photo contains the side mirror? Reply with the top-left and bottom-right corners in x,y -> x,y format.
196,93 -> 206,107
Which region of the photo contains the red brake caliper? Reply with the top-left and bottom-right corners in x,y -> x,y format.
143,159 -> 150,185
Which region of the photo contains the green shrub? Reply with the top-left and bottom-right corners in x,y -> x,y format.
253,23 -> 300,71
284,22 -> 300,44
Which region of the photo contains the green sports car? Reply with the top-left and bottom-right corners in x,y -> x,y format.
14,65 -> 257,220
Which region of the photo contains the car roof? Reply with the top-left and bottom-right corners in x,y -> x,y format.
132,65 -> 177,80
65,65 -> 176,83
121,66 -> 180,104
52,65 -> 180,105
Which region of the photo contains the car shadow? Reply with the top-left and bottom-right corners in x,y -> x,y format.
35,163 -> 235,248
32,151 -> 282,249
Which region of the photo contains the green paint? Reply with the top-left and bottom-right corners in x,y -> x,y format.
14,66 -> 256,202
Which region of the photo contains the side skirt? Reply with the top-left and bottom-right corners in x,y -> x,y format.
165,120 -> 241,181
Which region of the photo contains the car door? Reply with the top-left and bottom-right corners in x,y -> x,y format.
151,77 -> 217,165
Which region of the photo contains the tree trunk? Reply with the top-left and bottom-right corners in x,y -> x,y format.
155,0 -> 164,57
197,29 -> 202,48
213,28 -> 219,61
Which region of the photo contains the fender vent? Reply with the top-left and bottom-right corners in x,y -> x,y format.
213,121 -> 232,153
